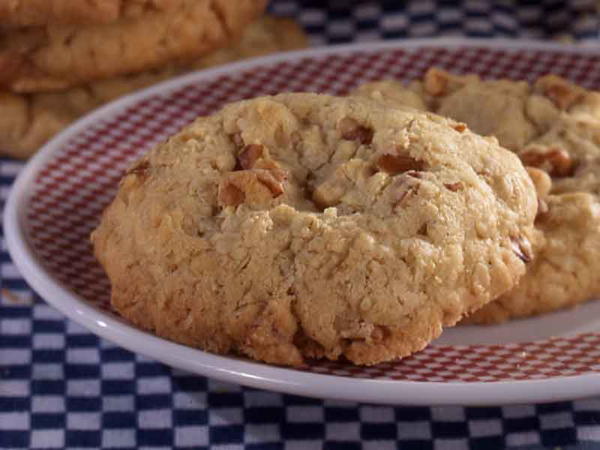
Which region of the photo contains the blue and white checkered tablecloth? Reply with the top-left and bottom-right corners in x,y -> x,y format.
2,1 -> 600,449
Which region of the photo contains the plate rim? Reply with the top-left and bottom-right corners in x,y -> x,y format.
6,37 -> 600,406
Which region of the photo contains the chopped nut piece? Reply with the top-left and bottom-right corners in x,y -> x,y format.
444,182 -> 463,191
218,169 -> 286,207
238,144 -> 264,170
520,147 -> 575,177
264,166 -> 287,183
255,170 -> 285,197
511,236 -> 533,263
339,117 -> 374,144
253,159 -> 286,179
218,182 -> 245,207
377,153 -> 424,174
536,74 -> 583,110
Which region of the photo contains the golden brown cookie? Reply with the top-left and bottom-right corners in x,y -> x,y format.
0,0 -> 185,26
0,0 -> 267,93
355,69 -> 600,323
91,93 -> 537,366
469,191 -> 600,323
0,17 -> 308,159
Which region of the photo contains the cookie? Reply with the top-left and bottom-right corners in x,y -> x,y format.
0,0 -> 267,93
0,16 -> 308,159
0,0 -> 184,26
355,69 -> 600,323
91,93 -> 537,366
469,189 -> 600,324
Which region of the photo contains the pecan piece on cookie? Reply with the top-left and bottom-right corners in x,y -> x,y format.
444,182 -> 463,191
338,117 -> 374,144
219,182 -> 245,207
237,144 -> 264,169
535,75 -> 584,110
520,147 -> 576,177
218,169 -> 285,207
376,153 -> 424,175
452,123 -> 467,133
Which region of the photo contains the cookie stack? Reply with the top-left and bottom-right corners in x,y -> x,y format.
0,0 -> 308,158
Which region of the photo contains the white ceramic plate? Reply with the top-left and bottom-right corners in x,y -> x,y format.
6,38 -> 600,406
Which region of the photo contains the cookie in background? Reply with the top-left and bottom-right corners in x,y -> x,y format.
0,0 -> 189,26
0,16 -> 308,159
354,69 -> 600,323
0,0 -> 268,92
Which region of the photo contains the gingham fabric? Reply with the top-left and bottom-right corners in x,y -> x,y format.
2,1 -> 600,449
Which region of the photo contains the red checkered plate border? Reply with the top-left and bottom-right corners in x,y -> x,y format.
6,39 -> 600,405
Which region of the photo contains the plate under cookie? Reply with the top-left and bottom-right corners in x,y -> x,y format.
5,39 -> 600,405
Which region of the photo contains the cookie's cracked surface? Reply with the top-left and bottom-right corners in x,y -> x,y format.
92,93 -> 537,365
355,69 -> 600,323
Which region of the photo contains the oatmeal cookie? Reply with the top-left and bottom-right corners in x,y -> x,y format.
0,0 -> 267,93
0,16 -> 308,159
92,93 -> 537,365
0,0 -> 184,26
355,69 -> 600,323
